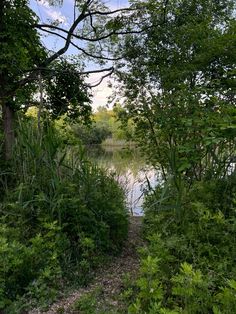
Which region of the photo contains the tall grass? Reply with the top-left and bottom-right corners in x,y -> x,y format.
0,116 -> 129,311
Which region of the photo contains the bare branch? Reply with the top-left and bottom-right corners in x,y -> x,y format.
1,64 -> 115,101
88,7 -> 136,16
36,25 -> 150,43
35,23 -> 68,33
3,2 -> 149,99
86,68 -> 114,88
69,42 -> 122,61
37,28 -> 122,61
80,66 -> 114,75
37,24 -> 152,43
33,7 -> 135,33
88,10 -> 97,34
42,0 -> 92,66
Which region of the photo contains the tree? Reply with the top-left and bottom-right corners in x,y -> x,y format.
0,0 -> 46,158
0,0 -> 145,159
115,0 -> 236,189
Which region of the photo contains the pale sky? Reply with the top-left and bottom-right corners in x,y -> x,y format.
30,0 -> 129,110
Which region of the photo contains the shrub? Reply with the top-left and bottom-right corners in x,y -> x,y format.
0,222 -> 62,311
73,123 -> 112,145
127,178 -> 236,313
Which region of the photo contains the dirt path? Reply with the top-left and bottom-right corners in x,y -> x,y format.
31,216 -> 144,314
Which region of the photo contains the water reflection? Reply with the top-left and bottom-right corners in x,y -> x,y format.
86,146 -> 161,216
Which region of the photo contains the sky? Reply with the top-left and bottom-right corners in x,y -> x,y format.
30,0 -> 129,111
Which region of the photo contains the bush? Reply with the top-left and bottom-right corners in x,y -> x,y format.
73,123 -> 112,145
0,222 -> 62,311
127,178 -> 236,313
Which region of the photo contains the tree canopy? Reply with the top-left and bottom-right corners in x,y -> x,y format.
115,0 -> 236,184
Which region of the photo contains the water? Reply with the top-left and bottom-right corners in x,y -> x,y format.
86,146 -> 161,216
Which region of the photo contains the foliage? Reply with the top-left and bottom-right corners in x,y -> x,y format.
44,59 -> 92,121
73,123 -> 112,145
95,106 -> 134,142
71,105 -> 135,145
127,176 -> 236,313
116,0 -> 236,189
71,288 -> 102,314
128,255 -> 163,313
0,0 -> 45,101
1,0 -> 139,159
0,221 -> 62,311
117,2 -> 236,312
0,116 -> 128,311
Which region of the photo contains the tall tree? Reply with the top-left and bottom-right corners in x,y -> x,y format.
0,0 -> 46,158
116,0 -> 236,186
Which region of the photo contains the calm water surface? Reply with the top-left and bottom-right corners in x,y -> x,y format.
87,146 -> 162,216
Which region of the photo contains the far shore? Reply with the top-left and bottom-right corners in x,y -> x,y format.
101,139 -> 136,147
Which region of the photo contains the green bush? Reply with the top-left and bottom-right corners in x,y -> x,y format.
73,123 -> 112,145
127,178 -> 236,313
0,222 -> 62,310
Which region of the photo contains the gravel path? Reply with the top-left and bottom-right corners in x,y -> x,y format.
30,216 -> 144,314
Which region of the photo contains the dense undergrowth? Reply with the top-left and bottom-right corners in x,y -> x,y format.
127,176 -> 236,313
0,116 -> 128,312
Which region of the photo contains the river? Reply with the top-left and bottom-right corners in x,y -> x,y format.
86,145 -> 161,216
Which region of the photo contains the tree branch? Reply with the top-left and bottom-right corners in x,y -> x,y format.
2,2 -> 152,99
0,66 -> 115,101
34,28 -> 122,61
70,41 -> 122,61
35,23 -> 68,33
88,7 -> 136,16
86,68 -> 114,88
80,66 -> 114,75
42,0 -> 92,66
37,24 -> 153,43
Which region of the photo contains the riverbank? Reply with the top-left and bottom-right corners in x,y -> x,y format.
101,138 -> 136,147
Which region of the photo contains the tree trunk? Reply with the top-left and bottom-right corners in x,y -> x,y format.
0,1 -> 14,160
2,102 -> 15,160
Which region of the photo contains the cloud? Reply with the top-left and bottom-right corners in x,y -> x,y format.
38,0 -> 50,9
105,0 -> 130,11
45,8 -> 67,24
38,0 -> 68,25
